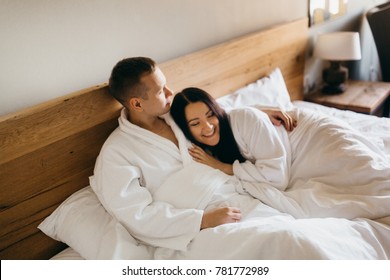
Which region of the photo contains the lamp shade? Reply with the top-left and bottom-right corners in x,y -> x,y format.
314,32 -> 362,61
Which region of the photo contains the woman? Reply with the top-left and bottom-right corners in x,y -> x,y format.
170,87 -> 292,190
170,87 -> 390,220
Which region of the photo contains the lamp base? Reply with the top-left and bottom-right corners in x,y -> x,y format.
321,61 -> 349,95
321,83 -> 346,94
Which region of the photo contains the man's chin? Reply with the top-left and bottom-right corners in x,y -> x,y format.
161,106 -> 171,115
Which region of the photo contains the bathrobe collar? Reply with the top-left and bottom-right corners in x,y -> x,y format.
118,108 -> 193,166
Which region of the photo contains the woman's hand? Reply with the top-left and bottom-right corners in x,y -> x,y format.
189,144 -> 233,175
260,108 -> 297,132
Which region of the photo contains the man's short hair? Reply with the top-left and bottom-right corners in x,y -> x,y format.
108,57 -> 156,107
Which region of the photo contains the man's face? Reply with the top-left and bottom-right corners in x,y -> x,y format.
139,67 -> 174,117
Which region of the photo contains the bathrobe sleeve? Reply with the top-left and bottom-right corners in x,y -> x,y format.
229,107 -> 290,191
91,138 -> 203,251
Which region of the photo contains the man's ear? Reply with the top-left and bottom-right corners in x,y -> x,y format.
129,98 -> 143,112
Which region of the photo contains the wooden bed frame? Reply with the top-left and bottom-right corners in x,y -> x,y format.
0,18 -> 308,259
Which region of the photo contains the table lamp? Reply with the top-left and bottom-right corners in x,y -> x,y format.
314,32 -> 361,94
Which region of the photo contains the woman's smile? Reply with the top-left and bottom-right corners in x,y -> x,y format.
203,127 -> 215,137
185,101 -> 221,146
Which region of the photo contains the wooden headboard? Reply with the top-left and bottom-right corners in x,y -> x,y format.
0,18 -> 308,259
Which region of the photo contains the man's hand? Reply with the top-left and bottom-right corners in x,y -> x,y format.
200,207 -> 241,229
260,108 -> 297,132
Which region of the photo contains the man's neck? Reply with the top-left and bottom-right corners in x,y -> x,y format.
128,110 -> 162,132
126,109 -> 178,147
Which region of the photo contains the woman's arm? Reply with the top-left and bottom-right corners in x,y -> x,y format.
230,107 -> 290,190
257,106 -> 297,131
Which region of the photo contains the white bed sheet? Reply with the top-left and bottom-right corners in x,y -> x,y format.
50,101 -> 390,260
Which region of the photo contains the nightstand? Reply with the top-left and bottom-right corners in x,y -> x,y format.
305,80 -> 390,117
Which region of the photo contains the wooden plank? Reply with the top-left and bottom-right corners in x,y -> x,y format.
0,169 -> 91,245
0,204 -> 59,257
0,119 -> 117,207
306,80 -> 390,114
0,85 -> 121,165
344,81 -> 390,113
0,230 -> 67,260
0,120 -> 117,257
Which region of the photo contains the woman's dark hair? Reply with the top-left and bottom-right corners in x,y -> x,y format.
170,87 -> 245,164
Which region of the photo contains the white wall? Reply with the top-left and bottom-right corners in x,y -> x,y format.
0,0 -> 306,116
1,0 -> 387,116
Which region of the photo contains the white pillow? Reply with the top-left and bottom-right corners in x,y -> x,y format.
50,247 -> 84,260
38,186 -> 153,260
217,68 -> 294,111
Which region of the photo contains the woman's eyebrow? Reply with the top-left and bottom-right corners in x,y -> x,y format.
187,116 -> 199,123
187,109 -> 212,123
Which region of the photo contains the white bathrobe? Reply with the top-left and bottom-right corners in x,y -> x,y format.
228,107 -> 291,190
90,108 -> 204,251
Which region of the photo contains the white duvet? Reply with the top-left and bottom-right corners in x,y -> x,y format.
152,161 -> 390,260
240,106 -> 390,220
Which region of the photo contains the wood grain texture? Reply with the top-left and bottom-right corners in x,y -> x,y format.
0,18 -> 308,259
0,85 -> 121,165
0,120 -> 117,259
306,80 -> 390,114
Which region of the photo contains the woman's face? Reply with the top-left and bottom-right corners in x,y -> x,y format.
185,101 -> 220,146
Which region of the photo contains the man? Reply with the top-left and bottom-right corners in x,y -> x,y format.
90,57 -> 295,250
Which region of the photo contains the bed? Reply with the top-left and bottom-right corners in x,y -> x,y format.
1,17 -> 390,260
